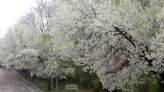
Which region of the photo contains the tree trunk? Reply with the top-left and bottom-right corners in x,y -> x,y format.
51,77 -> 54,91
47,78 -> 51,91
56,78 -> 59,90
88,82 -> 91,89
23,69 -> 29,78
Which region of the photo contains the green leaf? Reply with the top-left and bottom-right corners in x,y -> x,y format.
40,34 -> 51,43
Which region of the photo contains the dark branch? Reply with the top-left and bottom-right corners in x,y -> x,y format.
113,25 -> 155,66
113,25 -> 136,48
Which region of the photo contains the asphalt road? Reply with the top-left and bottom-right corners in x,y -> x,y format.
0,68 -> 43,92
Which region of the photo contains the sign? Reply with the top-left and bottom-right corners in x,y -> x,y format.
65,84 -> 78,90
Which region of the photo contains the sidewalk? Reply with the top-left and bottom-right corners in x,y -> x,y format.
11,69 -> 44,92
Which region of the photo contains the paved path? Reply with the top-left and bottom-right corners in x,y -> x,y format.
0,68 -> 43,92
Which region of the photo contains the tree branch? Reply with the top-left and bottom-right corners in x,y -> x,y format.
112,25 -> 155,66
113,25 -> 136,48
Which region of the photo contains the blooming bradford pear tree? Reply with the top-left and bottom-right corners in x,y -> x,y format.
60,0 -> 164,91
37,56 -> 75,90
0,29 -> 21,69
21,2 -> 75,89
0,6 -> 75,89
32,32 -> 75,90
4,20 -> 42,70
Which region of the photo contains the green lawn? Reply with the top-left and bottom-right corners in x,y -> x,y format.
33,79 -> 94,92
17,70 -> 95,92
41,89 -> 93,92
58,89 -> 93,92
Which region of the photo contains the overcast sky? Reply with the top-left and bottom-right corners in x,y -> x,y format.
0,0 -> 36,38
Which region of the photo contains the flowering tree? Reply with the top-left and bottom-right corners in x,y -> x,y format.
63,0 -> 164,91
0,28 -> 20,69
0,1 -> 75,90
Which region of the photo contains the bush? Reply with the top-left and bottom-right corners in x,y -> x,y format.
92,79 -> 103,92
145,74 -> 160,92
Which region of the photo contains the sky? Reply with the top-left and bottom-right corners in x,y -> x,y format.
0,0 -> 36,38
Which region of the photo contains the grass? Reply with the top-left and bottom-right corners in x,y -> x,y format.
33,80 -> 94,92
58,89 -> 93,92
17,70 -> 95,92
33,80 -> 49,91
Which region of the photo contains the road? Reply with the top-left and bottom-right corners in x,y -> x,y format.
0,68 -> 43,92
